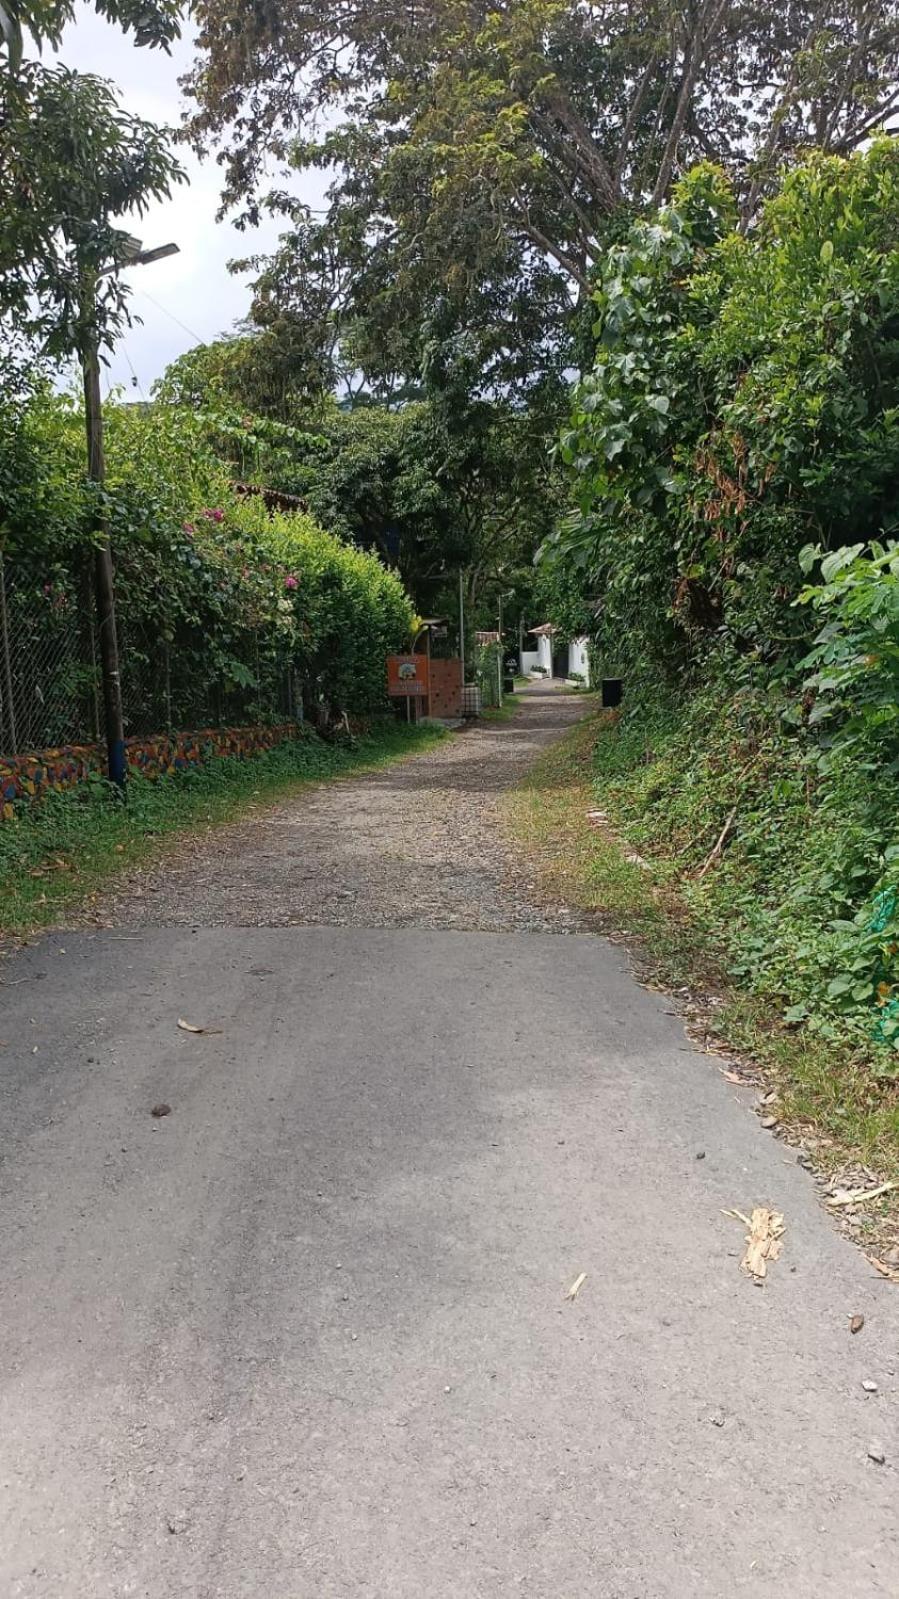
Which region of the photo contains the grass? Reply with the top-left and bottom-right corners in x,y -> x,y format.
506,709 -> 899,1245
0,719 -> 445,937
480,691 -> 523,722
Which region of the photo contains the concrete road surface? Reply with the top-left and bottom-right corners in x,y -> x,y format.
1,691 -> 897,1597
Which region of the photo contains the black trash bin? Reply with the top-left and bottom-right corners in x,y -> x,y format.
601,678 -> 623,709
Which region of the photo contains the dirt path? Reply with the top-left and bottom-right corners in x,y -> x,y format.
93,683 -> 590,932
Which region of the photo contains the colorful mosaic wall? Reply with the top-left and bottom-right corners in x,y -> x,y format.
0,724 -> 298,819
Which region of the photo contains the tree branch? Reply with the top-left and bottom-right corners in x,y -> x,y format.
651,0 -> 730,210
516,212 -> 593,293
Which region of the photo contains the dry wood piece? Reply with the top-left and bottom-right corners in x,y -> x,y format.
723,1206 -> 785,1280
827,1181 -> 898,1209
868,1256 -> 899,1283
698,803 -> 739,880
565,1272 -> 587,1301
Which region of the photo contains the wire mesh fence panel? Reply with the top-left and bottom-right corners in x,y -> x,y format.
474,642 -> 503,709
0,551 -> 300,760
118,614 -> 177,737
0,553 -> 99,755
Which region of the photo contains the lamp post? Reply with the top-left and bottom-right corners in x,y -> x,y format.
85,238 -> 179,786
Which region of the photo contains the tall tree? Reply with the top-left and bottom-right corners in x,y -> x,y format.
185,2 -> 899,391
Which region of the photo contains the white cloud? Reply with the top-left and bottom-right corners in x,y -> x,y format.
57,4 -> 327,393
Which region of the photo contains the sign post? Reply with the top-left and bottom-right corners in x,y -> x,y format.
387,654 -> 430,721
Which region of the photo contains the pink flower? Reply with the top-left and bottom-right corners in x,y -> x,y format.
284,574 -> 299,591
202,507 -> 225,524
182,522 -> 195,537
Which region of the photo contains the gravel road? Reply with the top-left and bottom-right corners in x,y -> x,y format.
2,683 -> 898,1598
93,684 -> 589,933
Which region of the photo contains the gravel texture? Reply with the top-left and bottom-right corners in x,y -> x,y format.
90,683 -> 591,933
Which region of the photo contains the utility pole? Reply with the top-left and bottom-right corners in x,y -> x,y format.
458,570 -> 466,702
84,238 -> 179,787
497,591 -> 504,707
82,322 -> 125,787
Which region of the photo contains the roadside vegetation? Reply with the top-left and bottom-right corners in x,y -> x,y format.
538,142 -> 899,1085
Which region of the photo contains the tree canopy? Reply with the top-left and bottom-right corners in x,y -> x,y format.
185,1 -> 899,394
549,139 -> 899,676
0,66 -> 183,358
0,0 -> 184,359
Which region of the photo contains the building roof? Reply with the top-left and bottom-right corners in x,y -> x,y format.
474,630 -> 501,645
529,622 -> 557,637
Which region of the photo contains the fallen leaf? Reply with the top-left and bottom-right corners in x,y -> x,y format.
177,1018 -> 205,1034
565,1272 -> 587,1301
719,1069 -> 743,1085
850,1314 -> 865,1334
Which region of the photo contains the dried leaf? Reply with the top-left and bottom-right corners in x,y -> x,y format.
177,1018 -> 205,1034
850,1314 -> 865,1334
720,1069 -> 743,1085
565,1272 -> 587,1301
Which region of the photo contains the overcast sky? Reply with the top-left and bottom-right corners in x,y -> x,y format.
59,5 -> 326,395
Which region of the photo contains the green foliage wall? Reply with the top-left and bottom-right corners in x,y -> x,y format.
552,143 -> 899,681
548,143 -> 899,1057
0,382 -> 417,731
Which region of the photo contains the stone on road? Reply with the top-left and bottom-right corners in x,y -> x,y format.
1,686 -> 896,1597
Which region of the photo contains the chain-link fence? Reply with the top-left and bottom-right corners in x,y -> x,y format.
0,549 -> 297,758
474,640 -> 503,709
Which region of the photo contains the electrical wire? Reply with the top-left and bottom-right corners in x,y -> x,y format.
121,339 -> 145,399
133,286 -> 207,346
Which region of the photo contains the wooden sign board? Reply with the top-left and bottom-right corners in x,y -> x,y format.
387,654 -> 429,698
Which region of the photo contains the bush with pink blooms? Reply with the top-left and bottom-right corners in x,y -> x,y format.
0,381 -> 417,738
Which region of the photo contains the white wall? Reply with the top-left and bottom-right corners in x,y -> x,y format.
537,635 -> 553,674
568,637 -> 590,681
520,649 -> 540,674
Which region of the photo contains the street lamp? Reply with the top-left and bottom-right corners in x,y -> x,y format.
85,238 -> 179,786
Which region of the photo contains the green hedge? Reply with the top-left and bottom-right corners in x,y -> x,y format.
0,386 -> 417,732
